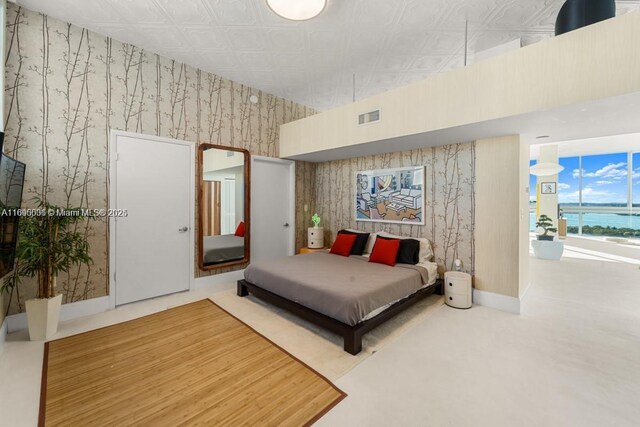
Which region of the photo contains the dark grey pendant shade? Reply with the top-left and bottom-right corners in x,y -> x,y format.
555,0 -> 616,36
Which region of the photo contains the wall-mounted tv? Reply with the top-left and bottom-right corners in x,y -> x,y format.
0,132 -> 26,280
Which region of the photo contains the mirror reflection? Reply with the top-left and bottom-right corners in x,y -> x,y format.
200,145 -> 248,268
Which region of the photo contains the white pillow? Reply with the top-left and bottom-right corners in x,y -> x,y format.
346,229 -> 377,254
376,231 -> 434,261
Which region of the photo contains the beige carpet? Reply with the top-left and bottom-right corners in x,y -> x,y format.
211,290 -> 444,380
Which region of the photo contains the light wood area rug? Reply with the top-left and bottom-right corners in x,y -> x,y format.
39,299 -> 345,427
211,290 -> 444,380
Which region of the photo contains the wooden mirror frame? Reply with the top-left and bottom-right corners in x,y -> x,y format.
198,144 -> 250,271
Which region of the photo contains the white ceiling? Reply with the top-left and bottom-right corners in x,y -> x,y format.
531,133 -> 640,159
13,0 -> 640,111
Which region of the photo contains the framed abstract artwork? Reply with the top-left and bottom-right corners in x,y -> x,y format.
355,166 -> 425,225
541,182 -> 557,194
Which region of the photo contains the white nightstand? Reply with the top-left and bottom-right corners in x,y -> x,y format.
444,271 -> 472,309
307,227 -> 324,248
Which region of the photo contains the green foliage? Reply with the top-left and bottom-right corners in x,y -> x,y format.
536,214 -> 557,236
1,198 -> 93,300
567,225 -> 640,238
311,213 -> 321,227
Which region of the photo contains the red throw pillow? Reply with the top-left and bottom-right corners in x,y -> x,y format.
369,238 -> 401,267
330,233 -> 357,257
234,221 -> 245,237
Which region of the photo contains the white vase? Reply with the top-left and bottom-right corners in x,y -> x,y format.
308,227 -> 324,249
25,294 -> 62,341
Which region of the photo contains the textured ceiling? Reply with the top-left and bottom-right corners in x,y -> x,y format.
13,0 -> 640,111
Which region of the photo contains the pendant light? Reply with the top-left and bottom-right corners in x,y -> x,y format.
530,162 -> 565,177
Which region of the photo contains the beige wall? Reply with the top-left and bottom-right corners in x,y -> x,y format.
0,0 -> 4,330
295,161 -> 317,252
307,142 -> 476,275
475,135 -> 529,298
3,4 -> 314,315
519,138 -> 531,298
280,11 -> 640,158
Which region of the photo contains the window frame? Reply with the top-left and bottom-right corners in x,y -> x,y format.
553,151 -> 638,238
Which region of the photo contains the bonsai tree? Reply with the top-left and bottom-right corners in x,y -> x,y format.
536,214 -> 557,241
1,198 -> 93,311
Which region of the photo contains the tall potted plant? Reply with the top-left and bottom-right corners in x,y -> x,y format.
1,199 -> 92,340
536,214 -> 557,241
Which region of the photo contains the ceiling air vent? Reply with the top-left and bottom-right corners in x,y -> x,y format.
358,109 -> 381,126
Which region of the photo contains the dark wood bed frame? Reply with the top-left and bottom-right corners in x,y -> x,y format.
237,278 -> 444,355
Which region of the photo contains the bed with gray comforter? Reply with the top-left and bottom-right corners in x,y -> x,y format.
203,235 -> 244,265
243,251 -> 432,326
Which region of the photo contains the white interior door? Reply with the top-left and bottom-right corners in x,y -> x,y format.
111,132 -> 194,306
251,157 -> 294,262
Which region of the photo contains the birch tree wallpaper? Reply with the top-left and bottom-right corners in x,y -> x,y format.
3,4 -> 314,314
313,143 -> 476,275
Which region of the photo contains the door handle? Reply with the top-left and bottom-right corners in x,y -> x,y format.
178,227 -> 189,232
283,223 -> 289,227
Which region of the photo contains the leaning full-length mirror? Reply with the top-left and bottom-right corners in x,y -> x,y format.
198,144 -> 250,270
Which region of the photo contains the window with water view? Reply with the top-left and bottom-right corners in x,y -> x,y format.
531,151 -> 640,240
634,152 -> 640,208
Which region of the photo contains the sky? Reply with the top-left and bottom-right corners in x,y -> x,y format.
531,152 -> 640,206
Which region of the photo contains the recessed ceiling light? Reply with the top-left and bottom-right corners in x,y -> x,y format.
266,0 -> 327,21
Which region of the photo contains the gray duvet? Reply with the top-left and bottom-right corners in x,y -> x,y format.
203,235 -> 244,264
243,252 -> 431,326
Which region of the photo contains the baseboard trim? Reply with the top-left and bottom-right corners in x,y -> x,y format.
195,270 -> 244,291
473,289 -> 521,314
0,320 -> 7,356
4,271 -> 246,333
6,296 -> 111,334
519,282 -> 532,307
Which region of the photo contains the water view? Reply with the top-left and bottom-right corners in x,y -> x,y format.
529,212 -> 640,238
529,151 -> 640,238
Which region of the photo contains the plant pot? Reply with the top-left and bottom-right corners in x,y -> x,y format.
536,235 -> 554,241
25,294 -> 62,341
531,240 -> 565,260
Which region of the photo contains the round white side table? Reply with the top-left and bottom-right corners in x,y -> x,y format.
444,271 -> 472,309
307,227 -> 324,248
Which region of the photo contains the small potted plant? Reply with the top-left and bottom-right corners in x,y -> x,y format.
1,198 -> 93,340
536,214 -> 557,241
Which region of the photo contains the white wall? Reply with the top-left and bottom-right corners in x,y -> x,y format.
537,145 -> 560,227
531,132 -> 640,159
235,170 -> 244,226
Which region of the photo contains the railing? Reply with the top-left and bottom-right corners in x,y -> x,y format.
561,206 -> 640,238
530,205 -> 640,239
